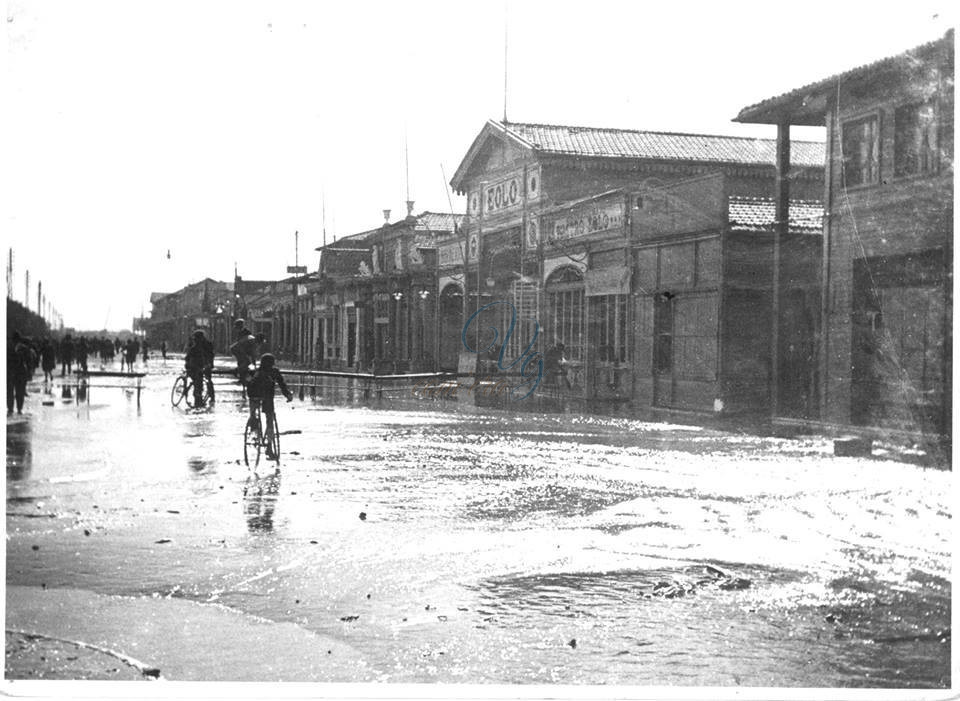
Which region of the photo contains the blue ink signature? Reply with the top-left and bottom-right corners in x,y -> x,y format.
461,301 -> 543,400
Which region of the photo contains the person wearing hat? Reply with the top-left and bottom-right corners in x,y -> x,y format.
246,353 -> 293,459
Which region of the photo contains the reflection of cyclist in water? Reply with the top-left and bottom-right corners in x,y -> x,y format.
247,353 -> 293,459
243,470 -> 280,532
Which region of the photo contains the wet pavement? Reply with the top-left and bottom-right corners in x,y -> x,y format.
5,357 -> 952,686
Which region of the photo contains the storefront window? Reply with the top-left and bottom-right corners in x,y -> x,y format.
546,267 -> 584,361
590,294 -> 627,363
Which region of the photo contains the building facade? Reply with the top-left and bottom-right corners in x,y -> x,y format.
448,120 -> 824,413
145,278 -> 236,353
736,30 -> 953,439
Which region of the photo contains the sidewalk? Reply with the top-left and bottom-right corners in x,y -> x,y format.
6,585 -> 370,682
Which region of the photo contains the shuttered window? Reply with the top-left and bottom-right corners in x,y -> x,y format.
895,102 -> 938,177
842,115 -> 880,187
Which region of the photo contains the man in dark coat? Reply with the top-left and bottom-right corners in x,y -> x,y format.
8,331 -> 36,414
60,334 -> 75,376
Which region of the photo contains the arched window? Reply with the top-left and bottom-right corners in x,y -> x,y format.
545,266 -> 584,361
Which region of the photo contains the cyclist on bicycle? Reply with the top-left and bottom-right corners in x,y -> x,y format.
184,330 -> 214,407
229,320 -> 258,390
247,353 -> 293,459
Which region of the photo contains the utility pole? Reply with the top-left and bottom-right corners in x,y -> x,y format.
6,248 -> 13,300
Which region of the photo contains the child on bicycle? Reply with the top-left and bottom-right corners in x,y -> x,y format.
246,353 -> 293,459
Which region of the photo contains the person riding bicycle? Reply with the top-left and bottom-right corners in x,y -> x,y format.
246,353 -> 293,459
229,320 -> 258,390
184,330 -> 214,407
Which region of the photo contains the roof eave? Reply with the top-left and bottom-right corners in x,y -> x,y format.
734,92 -> 828,126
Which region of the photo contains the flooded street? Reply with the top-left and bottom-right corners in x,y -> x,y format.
5,359 -> 952,686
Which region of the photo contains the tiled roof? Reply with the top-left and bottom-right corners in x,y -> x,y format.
318,228 -> 378,250
413,212 -> 466,232
728,196 -> 824,233
736,29 -> 953,125
499,121 -> 825,167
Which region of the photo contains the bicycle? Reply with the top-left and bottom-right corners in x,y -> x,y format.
244,399 -> 280,468
171,371 -> 211,409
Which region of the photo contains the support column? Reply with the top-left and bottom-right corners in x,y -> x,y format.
771,122 -> 790,418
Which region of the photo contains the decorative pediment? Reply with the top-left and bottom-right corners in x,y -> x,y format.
450,120 -> 536,194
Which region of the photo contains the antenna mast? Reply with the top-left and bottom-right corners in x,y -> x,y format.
404,126 -> 415,217
503,2 -> 508,123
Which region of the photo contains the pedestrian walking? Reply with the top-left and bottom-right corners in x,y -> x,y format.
141,339 -> 149,365
76,337 -> 88,373
7,331 -> 36,415
160,340 -> 167,360
60,334 -> 75,376
40,338 -> 56,385
124,338 -> 139,371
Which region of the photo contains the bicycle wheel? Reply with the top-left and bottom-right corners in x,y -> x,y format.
171,375 -> 187,407
268,414 -> 280,463
244,414 -> 262,467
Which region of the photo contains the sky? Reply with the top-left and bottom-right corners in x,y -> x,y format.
4,0 -> 955,331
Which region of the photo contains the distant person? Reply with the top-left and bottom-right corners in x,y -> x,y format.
60,334 -> 75,376
141,340 -> 149,364
7,331 -> 36,415
40,338 -> 56,385
246,353 -> 293,460
544,342 -> 571,389
114,337 -> 122,355
76,337 -> 88,373
124,337 -> 139,371
160,340 -> 167,360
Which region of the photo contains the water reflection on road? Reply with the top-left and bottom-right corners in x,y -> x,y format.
5,361 -> 952,686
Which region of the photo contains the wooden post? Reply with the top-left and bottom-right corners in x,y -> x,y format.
772,122 -> 791,419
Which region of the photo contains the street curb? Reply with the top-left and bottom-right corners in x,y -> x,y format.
6,629 -> 164,680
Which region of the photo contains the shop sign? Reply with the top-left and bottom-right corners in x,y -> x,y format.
548,202 -> 624,241
482,172 -> 523,215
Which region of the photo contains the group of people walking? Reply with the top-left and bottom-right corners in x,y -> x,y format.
8,321 -> 288,423
5,331 -> 161,415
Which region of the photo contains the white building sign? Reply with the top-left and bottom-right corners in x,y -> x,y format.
547,202 -> 625,242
